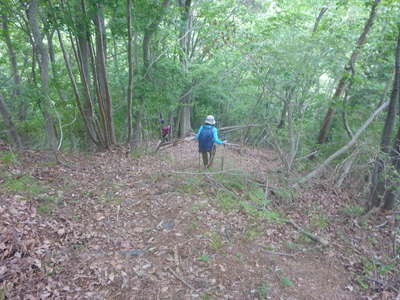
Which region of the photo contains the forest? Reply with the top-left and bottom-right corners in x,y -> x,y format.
1,0 -> 400,298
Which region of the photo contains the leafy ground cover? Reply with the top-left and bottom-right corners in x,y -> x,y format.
0,141 -> 398,299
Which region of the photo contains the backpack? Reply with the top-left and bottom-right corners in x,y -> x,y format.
198,126 -> 214,152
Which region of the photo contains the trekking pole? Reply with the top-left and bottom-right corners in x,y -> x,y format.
220,145 -> 224,171
198,152 -> 200,169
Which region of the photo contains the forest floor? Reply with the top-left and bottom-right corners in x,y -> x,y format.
0,139 -> 399,300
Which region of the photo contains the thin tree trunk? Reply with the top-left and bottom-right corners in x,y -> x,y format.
126,0 -> 134,145
70,1 -> 98,148
380,38 -> 400,154
179,96 -> 192,137
46,29 -> 67,102
316,0 -> 381,145
0,94 -> 23,148
94,3 -> 115,144
286,99 -> 299,173
86,32 -> 110,148
27,0 -> 58,150
297,100 -> 389,186
2,14 -> 22,111
3,15 -> 28,121
177,0 -> 193,137
342,90 -> 354,139
383,123 -> 400,210
278,101 -> 288,129
134,0 -> 170,145
371,33 -> 400,210
56,29 -> 100,146
312,7 -> 328,33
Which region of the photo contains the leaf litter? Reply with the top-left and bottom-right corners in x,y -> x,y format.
0,140 -> 398,299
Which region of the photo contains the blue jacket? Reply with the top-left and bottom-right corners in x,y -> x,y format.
195,125 -> 224,145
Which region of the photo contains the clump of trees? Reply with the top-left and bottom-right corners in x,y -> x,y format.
1,0 -> 399,210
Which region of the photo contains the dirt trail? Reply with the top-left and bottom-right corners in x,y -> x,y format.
0,141 -> 397,299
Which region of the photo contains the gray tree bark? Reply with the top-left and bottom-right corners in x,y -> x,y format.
177,0 -> 193,137
1,14 -> 26,121
93,3 -> 115,144
369,32 -> 400,210
134,0 -> 170,145
126,0 -> 134,144
0,94 -> 23,148
316,0 -> 381,145
27,0 -> 58,150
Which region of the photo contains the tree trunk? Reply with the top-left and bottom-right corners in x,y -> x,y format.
2,14 -> 27,121
369,33 -> 400,210
316,0 -> 381,145
0,94 -> 23,148
2,14 -> 22,112
179,93 -> 192,137
312,7 -> 328,33
297,100 -> 390,187
27,0 -> 58,150
93,3 -> 115,144
70,2 -> 98,148
134,0 -> 170,145
46,29 -> 67,102
382,123 -> 400,210
126,0 -> 134,145
278,101 -> 288,129
177,0 -> 193,137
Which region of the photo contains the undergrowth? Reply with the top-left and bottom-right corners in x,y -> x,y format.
4,175 -> 47,195
177,172 -> 284,223
3,174 -> 62,214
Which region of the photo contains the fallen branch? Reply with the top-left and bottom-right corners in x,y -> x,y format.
286,219 -> 329,247
295,150 -> 319,162
365,277 -> 399,294
219,124 -> 263,134
264,250 -> 295,257
166,267 -> 197,291
169,169 -> 241,176
357,206 -> 379,225
156,136 -> 195,152
224,142 -> 241,148
263,244 -> 325,257
204,175 -> 240,199
295,100 -> 390,187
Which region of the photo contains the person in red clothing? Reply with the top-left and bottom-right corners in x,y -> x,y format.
161,120 -> 171,143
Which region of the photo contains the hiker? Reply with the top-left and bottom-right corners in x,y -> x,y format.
196,115 -> 225,168
161,120 -> 171,143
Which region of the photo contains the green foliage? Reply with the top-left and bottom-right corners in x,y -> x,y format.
244,227 -> 261,241
0,151 -> 18,166
201,293 -> 212,300
256,283 -> 270,299
205,232 -> 223,250
197,255 -> 211,263
310,215 -> 330,230
130,148 -> 147,159
0,285 -> 6,300
178,176 -> 202,194
281,277 -> 294,287
191,202 -> 207,213
340,205 -> 365,217
99,185 -> 123,205
240,201 -> 282,223
356,277 -> 369,289
0,0 -> 398,160
4,175 -> 47,196
298,233 -> 315,245
216,191 -> 238,211
36,194 -> 61,215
